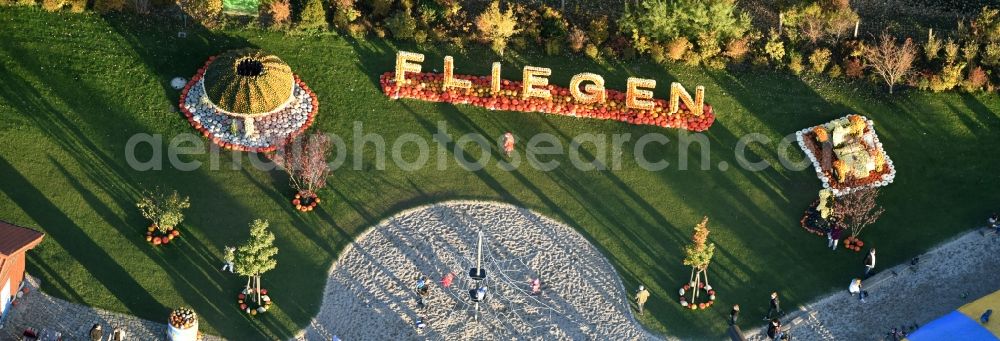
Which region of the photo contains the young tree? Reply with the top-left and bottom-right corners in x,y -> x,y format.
863,33 -> 917,94
235,219 -> 279,304
271,132 -> 332,199
833,188 -> 885,239
136,189 -> 190,234
475,1 -> 518,56
682,216 -> 715,304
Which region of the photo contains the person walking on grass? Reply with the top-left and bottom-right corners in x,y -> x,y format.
502,132 -> 515,157
729,304 -> 740,325
864,248 -> 877,278
764,292 -> 782,320
221,246 -> 235,273
848,278 -> 867,303
635,285 -> 650,315
827,224 -> 843,250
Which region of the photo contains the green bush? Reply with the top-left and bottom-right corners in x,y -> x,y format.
297,0 -> 328,31
650,43 -> 667,64
41,0 -> 62,11
696,31 -> 721,61
788,52 -> 804,75
983,42 -> 1000,66
385,10 -> 416,39
178,0 -> 221,26
827,64 -> 843,78
809,48 -> 832,74
587,15 -> 610,46
924,31 -> 941,62
764,33 -> 785,63
929,62 -> 966,92
65,0 -> 84,12
369,0 -> 392,18
943,38 -> 959,64
620,0 -> 750,49
961,41 -> 979,63
94,0 -> 126,12
972,6 -> 1000,43
475,1 -> 518,56
584,43 -> 600,59
667,36 -> 692,61
544,38 -> 561,56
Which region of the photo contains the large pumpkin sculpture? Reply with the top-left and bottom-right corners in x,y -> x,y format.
179,49 -> 319,152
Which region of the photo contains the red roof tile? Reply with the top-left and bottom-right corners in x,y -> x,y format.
0,221 -> 44,257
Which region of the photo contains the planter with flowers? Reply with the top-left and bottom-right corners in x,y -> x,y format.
136,189 -> 190,247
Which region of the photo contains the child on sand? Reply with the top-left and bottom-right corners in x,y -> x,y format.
440,273 -> 454,288
530,278 -> 541,295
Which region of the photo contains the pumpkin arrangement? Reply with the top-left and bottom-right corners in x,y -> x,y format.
179,50 -> 320,153
796,114 -> 895,196
238,288 -> 273,316
292,191 -> 320,212
169,307 -> 197,329
379,72 -> 716,132
136,189 -> 189,247
678,282 -> 717,310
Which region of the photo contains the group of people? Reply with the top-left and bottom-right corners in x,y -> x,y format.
631,244 -> 881,340
410,271 -> 544,331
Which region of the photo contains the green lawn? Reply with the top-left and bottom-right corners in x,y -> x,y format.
0,8 -> 998,339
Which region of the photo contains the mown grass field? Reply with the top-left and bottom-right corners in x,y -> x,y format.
0,8 -> 998,339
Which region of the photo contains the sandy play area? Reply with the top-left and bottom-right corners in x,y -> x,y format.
295,201 -> 650,340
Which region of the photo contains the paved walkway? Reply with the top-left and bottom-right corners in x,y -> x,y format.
744,228 -> 1000,341
0,275 -> 223,341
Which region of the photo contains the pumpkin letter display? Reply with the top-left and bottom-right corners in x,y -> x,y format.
385,51 -> 716,132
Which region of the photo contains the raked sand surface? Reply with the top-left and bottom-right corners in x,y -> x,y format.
294,201 -> 652,340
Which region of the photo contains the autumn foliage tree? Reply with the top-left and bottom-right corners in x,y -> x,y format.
475,1 -> 518,56
682,216 -> 715,304
864,33 -> 917,94
235,219 -> 279,304
272,132 -> 332,201
833,188 -> 885,239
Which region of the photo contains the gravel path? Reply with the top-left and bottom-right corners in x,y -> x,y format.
293,201 -> 653,340
744,229 -> 1000,341
0,275 -> 224,341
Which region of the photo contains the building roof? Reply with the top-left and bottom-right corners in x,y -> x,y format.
0,221 -> 44,257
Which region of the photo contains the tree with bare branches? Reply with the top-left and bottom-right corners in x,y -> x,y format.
863,33 -> 917,94
271,132 -> 332,209
833,188 -> 885,239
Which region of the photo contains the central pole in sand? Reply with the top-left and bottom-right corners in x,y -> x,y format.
476,230 -> 482,273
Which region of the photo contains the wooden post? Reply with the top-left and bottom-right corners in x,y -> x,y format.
779,13 -> 784,35
854,20 -> 860,38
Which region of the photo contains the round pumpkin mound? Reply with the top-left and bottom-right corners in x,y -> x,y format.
202,49 -> 294,116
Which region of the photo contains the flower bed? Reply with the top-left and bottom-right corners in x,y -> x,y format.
178,55 -> 320,153
145,225 -> 180,246
795,115 -> 896,196
678,282 -> 716,310
379,72 -> 716,132
799,200 -> 829,236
